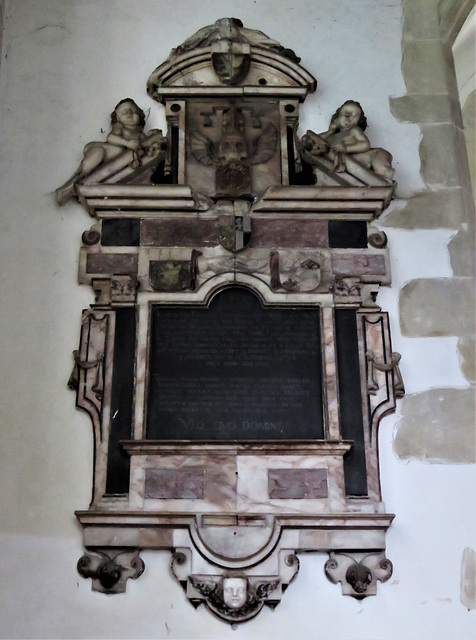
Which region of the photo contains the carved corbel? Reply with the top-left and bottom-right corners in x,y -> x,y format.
92,276 -> 139,306
77,549 -> 144,593
334,276 -> 361,301
325,552 -> 392,599
186,573 -> 281,623
333,276 -> 380,308
171,546 -> 299,624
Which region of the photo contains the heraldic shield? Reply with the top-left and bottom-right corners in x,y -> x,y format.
211,40 -> 251,85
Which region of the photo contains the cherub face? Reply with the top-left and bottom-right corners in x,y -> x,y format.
223,577 -> 247,610
336,103 -> 362,130
115,101 -> 141,128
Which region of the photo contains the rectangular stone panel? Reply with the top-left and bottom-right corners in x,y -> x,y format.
86,253 -> 138,275
141,218 -> 219,247
146,287 -> 324,440
331,253 -> 385,276
250,219 -> 328,248
145,468 -> 205,499
268,468 -> 328,499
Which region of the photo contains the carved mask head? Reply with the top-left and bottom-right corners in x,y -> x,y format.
223,577 -> 248,609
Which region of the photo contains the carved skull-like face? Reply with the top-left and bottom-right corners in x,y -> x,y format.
217,132 -> 248,162
223,577 -> 248,609
336,103 -> 362,131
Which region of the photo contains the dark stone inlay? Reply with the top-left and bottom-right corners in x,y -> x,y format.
145,468 -> 205,499
105,307 -> 136,495
328,221 -> 367,248
146,287 -> 324,440
101,219 -> 140,246
86,253 -> 138,275
335,309 -> 368,496
141,218 -> 218,247
250,219 -> 327,248
268,468 -> 328,499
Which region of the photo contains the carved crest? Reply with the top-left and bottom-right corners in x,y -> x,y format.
211,40 -> 251,85
218,214 -> 251,253
149,251 -> 201,291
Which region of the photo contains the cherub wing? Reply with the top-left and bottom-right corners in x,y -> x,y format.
250,122 -> 278,165
189,576 -> 219,597
188,130 -> 215,166
255,579 -> 280,598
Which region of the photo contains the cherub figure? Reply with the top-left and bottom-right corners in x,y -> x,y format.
301,100 -> 394,182
56,99 -> 166,205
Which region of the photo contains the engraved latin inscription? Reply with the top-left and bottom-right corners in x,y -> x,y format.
146,288 -> 324,440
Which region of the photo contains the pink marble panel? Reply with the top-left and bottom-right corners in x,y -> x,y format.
145,468 -> 205,499
86,253 -> 138,275
331,253 -> 386,276
141,218 -> 219,247
268,468 -> 328,499
250,219 -> 328,248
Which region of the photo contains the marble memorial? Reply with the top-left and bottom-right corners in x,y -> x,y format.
59,18 -> 404,623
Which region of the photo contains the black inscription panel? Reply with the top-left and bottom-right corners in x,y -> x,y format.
146,288 -> 324,440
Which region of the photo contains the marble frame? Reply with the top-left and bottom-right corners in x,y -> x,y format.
63,18 -> 403,623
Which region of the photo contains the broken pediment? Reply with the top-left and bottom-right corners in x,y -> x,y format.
147,17 -> 311,92
59,18 -> 403,625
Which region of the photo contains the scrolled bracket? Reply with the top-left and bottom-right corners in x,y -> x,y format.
368,228 -> 388,248
325,552 -> 393,599
77,549 -> 145,594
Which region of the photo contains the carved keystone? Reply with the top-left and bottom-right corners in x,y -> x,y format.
77,549 -> 144,594
325,552 -> 392,599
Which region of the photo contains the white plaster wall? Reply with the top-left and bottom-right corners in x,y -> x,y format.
0,1 -> 474,638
